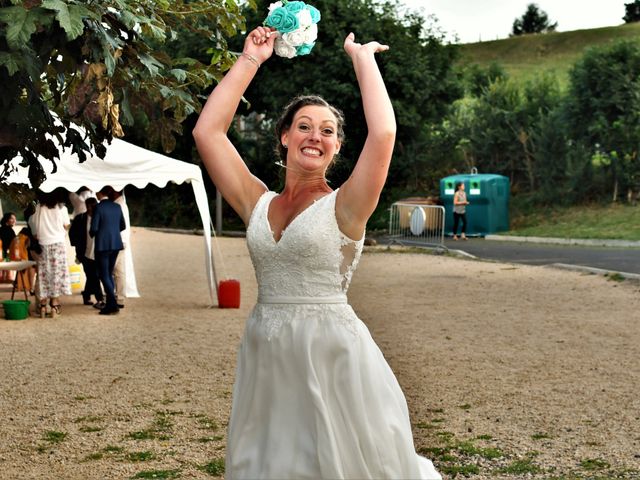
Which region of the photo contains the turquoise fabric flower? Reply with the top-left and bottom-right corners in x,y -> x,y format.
284,1 -> 306,13
266,7 -> 300,33
296,43 -> 315,56
307,5 -> 321,23
265,1 -> 320,58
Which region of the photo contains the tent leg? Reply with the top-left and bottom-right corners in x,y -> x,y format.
215,190 -> 223,235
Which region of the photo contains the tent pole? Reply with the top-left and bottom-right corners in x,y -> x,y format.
215,189 -> 223,235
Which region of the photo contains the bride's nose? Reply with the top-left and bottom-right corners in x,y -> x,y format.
309,128 -> 321,142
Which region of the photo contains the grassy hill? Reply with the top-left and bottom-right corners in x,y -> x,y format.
458,22 -> 640,86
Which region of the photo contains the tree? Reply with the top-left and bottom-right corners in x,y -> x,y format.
0,0 -> 246,188
462,62 -> 507,97
232,0 -> 463,195
511,3 -> 558,36
623,0 -> 640,23
445,73 -> 563,194
565,41 -> 640,202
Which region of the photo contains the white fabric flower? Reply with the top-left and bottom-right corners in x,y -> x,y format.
302,23 -> 318,44
274,37 -> 297,58
268,1 -> 283,14
283,28 -> 306,47
297,8 -> 312,28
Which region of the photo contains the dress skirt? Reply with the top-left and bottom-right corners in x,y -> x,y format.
225,303 -> 441,480
36,242 -> 72,299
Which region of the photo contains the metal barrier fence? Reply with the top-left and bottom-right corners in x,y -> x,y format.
388,202 -> 446,249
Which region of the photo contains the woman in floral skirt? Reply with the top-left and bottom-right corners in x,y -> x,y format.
29,189 -> 72,318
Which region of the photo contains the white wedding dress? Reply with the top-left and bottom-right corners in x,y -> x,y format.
226,189 -> 441,480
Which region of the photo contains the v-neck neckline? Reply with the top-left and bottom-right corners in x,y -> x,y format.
265,190 -> 336,245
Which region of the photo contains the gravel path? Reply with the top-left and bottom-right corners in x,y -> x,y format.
1,228 -> 638,479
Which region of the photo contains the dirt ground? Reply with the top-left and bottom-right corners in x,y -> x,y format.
0,227 -> 639,479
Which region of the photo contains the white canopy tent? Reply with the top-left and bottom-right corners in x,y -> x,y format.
3,136 -> 217,305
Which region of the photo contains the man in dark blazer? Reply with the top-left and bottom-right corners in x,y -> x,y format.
90,186 -> 126,315
69,197 -> 104,306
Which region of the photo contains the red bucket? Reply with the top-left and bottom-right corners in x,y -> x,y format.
218,279 -> 240,308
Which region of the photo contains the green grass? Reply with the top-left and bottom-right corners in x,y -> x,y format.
197,435 -> 224,443
131,470 -> 180,479
126,451 -> 156,462
195,416 -> 219,431
104,445 -> 125,453
79,426 -> 103,433
508,202 -> 640,240
580,458 -> 610,470
456,441 -> 503,459
458,22 -> 640,86
606,272 -> 626,282
43,431 -> 67,443
127,430 -> 159,441
439,463 -> 480,477
127,412 -> 175,441
498,458 -> 542,475
199,458 -> 225,476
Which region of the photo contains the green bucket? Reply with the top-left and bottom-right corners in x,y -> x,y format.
3,300 -> 31,320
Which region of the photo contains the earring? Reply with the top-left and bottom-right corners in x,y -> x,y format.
283,144 -> 288,148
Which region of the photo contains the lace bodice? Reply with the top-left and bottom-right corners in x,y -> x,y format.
246,189 -> 364,300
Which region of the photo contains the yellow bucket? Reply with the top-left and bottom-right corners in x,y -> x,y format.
69,264 -> 84,293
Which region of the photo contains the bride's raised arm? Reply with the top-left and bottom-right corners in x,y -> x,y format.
192,27 -> 275,225
336,33 -> 396,240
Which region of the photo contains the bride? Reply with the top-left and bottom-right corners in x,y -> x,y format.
193,25 -> 441,480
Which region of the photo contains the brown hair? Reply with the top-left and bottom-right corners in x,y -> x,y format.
274,95 -> 345,164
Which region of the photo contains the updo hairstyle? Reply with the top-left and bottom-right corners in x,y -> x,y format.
274,95 -> 345,164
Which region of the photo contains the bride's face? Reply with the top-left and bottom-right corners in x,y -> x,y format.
281,105 -> 341,174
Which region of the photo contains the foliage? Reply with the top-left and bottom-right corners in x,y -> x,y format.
0,0 -> 247,188
565,40 -> 640,201
232,0 -> 463,194
624,0 -> 640,23
511,3 -> 558,36
460,62 -> 506,97
444,73 -> 563,192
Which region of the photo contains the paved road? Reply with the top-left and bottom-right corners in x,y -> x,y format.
442,238 -> 640,275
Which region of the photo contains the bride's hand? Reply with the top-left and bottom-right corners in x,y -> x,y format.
243,26 -> 277,65
343,32 -> 389,59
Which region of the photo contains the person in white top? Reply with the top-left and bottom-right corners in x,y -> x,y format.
29,189 -> 72,318
68,187 -> 96,218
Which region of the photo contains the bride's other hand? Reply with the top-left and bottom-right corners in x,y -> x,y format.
343,32 -> 389,59
244,26 -> 277,64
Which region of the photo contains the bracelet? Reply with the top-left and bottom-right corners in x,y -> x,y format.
242,52 -> 260,69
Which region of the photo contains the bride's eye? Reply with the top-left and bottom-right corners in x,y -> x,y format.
322,128 -> 334,135
298,124 -> 310,131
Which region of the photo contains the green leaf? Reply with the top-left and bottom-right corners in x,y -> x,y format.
158,85 -> 173,99
103,47 -> 116,76
169,69 -> 187,82
41,0 -> 89,41
141,21 -> 167,42
119,9 -> 140,30
120,89 -> 134,126
138,53 -> 163,76
0,52 -> 20,76
0,6 -> 39,49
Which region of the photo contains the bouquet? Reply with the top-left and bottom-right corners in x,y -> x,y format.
264,1 -> 321,58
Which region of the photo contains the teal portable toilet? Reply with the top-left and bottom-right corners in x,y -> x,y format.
440,170 -> 510,236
